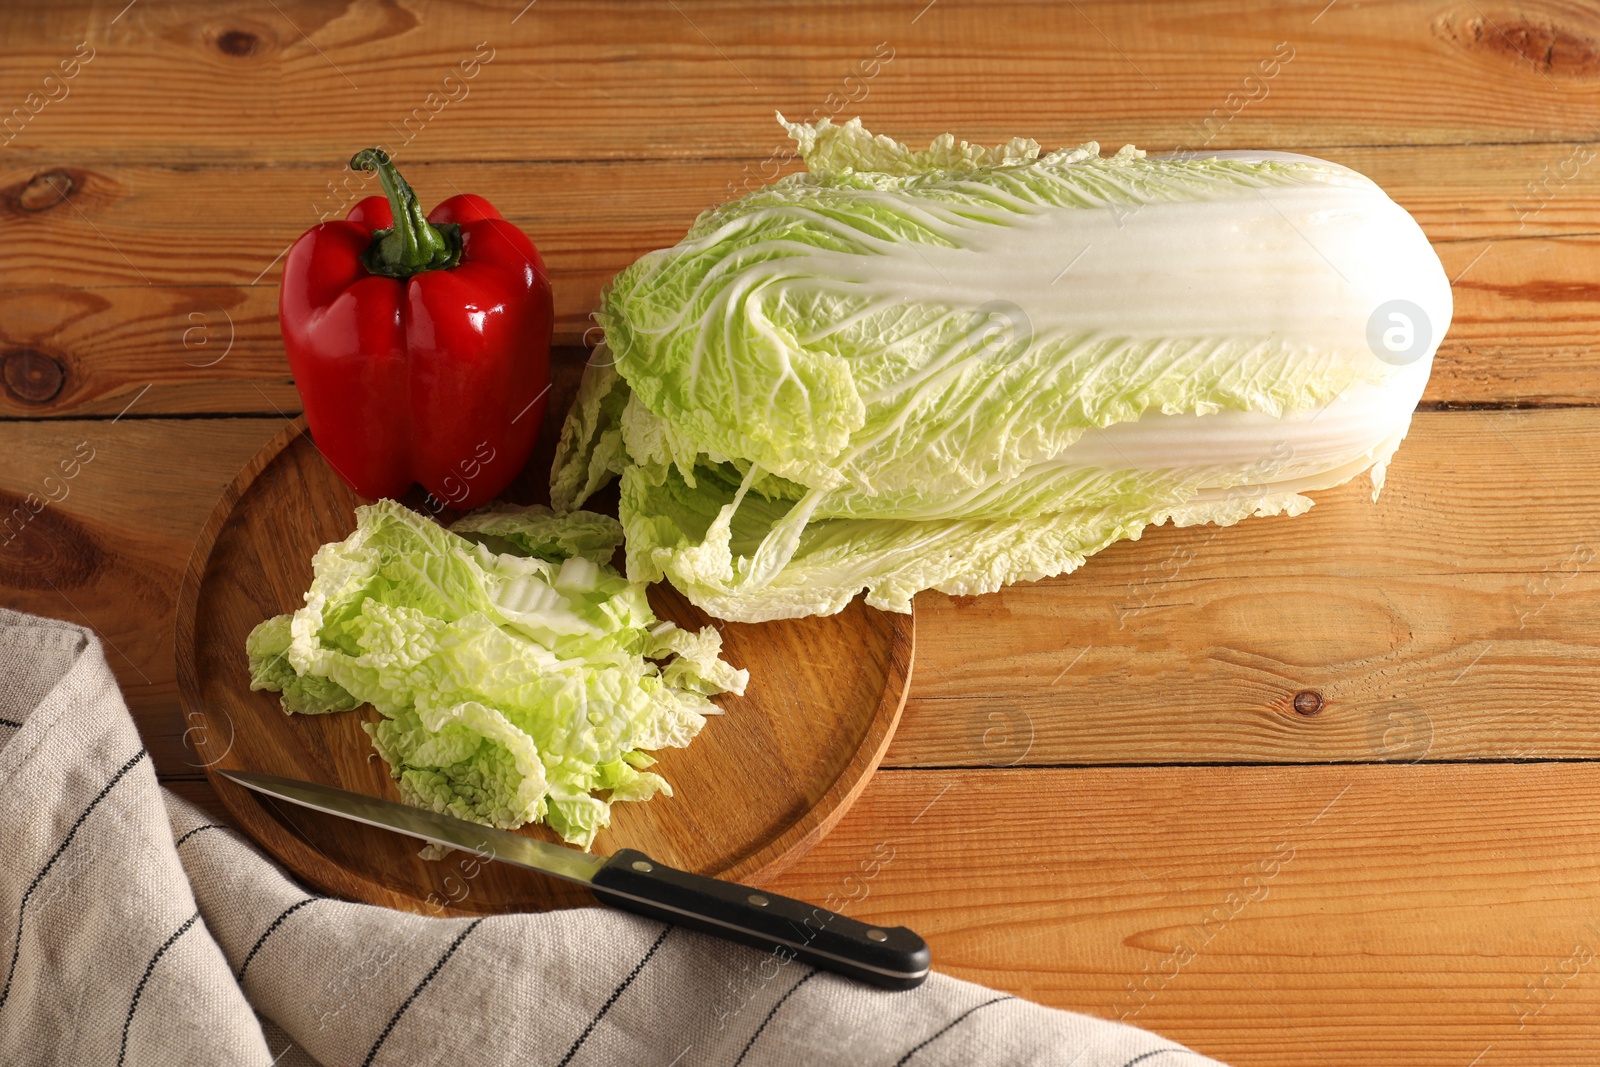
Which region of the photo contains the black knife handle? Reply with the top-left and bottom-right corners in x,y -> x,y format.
590,848 -> 930,990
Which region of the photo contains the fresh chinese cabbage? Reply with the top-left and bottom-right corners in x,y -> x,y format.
553,117 -> 1452,621
245,498 -> 747,848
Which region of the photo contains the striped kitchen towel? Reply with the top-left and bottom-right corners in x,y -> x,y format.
0,606 -> 1226,1067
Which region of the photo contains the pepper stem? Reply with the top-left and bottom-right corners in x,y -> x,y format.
349,148 -> 461,278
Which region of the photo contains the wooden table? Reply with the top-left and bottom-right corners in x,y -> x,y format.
4,2 -> 1598,1063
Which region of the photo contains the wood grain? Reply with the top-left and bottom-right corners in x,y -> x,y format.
6,149 -> 1600,415
177,420 -> 914,912
2,0 -> 1599,168
768,762 -> 1600,1067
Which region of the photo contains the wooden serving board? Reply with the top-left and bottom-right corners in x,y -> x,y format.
175,418 -> 913,915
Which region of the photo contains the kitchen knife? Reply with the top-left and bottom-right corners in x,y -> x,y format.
218,769 -> 930,990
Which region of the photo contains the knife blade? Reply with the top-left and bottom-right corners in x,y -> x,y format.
219,769 -> 930,989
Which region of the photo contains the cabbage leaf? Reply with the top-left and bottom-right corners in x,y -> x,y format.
246,499 -> 747,848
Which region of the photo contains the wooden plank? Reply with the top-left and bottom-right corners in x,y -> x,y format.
769,763 -> 1600,1067
888,405 -> 1600,767
0,160 -> 723,298
0,284 -> 300,417
1434,235 -> 1600,407
8,149 -> 1593,287
8,406 -> 1600,774
1,0 -> 1598,168
4,149 -> 1600,416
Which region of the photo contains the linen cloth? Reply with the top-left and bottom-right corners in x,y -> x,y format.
0,607 -> 1227,1066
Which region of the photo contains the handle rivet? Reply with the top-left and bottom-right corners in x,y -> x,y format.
631,860 -> 653,873
747,893 -> 769,907
866,928 -> 888,942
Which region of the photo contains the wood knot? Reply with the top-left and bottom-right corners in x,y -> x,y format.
16,170 -> 73,212
1437,9 -> 1600,76
1292,690 -> 1324,717
215,29 -> 261,57
2,349 -> 67,405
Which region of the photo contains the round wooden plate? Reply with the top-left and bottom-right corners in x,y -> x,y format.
176,418 -> 913,916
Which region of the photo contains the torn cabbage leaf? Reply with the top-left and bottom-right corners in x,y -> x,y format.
553,116 -> 1451,621
245,499 -> 746,849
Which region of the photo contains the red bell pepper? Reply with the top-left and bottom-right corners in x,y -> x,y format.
280,148 -> 552,511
